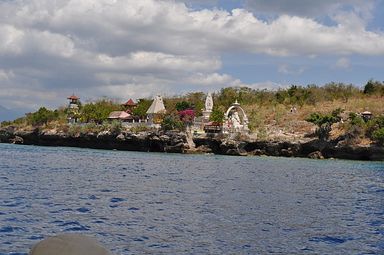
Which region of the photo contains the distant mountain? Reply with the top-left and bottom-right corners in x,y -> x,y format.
0,105 -> 25,122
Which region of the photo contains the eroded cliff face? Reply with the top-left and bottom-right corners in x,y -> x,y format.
192,136 -> 384,160
1,127 -> 383,161
0,127 -> 188,153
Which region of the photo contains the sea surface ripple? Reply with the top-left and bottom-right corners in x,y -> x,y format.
0,143 -> 383,254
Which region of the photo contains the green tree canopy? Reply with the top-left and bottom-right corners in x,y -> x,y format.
306,108 -> 344,140
26,107 -> 59,126
132,99 -> 152,118
161,114 -> 184,131
175,101 -> 192,111
363,79 -> 384,95
80,99 -> 122,123
209,107 -> 225,124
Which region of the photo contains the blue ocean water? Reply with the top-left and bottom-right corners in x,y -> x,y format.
0,143 -> 383,254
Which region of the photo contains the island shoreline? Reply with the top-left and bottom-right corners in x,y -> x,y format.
1,127 -> 383,161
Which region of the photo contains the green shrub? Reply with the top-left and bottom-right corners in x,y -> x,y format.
80,122 -> 99,134
68,124 -> 82,137
374,116 -> 384,128
110,120 -> 122,134
209,108 -> 225,124
363,79 -> 384,95
26,107 -> 59,126
175,101 -> 192,111
161,115 -> 184,131
1,121 -> 12,127
306,108 -> 344,140
130,124 -> 151,133
349,112 -> 365,126
344,113 -> 366,142
372,128 -> 384,145
132,99 -> 152,119
366,115 -> 384,139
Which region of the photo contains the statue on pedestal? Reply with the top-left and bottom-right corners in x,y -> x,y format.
202,92 -> 213,122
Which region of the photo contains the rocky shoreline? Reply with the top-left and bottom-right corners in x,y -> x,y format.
0,127 -> 383,161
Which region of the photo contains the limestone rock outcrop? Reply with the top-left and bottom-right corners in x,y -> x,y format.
0,126 -> 383,160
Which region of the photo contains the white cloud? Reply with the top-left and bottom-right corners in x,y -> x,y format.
335,57 -> 351,69
0,85 -> 58,110
96,82 -> 172,101
2,0 -> 382,57
278,64 -> 305,75
0,0 -> 383,111
244,0 -> 374,19
0,25 -> 24,55
118,51 -> 219,72
186,73 -> 237,86
0,69 -> 14,81
248,81 -> 288,90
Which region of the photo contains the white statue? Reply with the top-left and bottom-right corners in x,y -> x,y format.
205,93 -> 213,112
231,111 -> 241,128
223,100 -> 249,133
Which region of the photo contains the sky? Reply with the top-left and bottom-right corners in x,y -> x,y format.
0,0 -> 383,119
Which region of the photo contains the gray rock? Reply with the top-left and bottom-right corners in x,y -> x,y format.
159,135 -> 170,141
10,136 -> 23,144
281,148 -> 294,157
220,140 -> 248,156
97,131 -> 111,139
308,151 -> 324,159
165,142 -> 184,153
251,149 -> 265,156
29,234 -> 111,255
150,135 -> 160,141
195,145 -> 212,153
116,133 -> 125,141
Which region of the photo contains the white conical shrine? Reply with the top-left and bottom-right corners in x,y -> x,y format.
146,95 -> 166,114
146,95 -> 166,126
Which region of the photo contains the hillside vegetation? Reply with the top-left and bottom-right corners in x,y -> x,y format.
1,80 -> 384,145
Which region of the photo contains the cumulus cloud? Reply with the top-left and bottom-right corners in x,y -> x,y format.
0,69 -> 14,81
178,0 -> 218,8
278,64 -> 305,75
94,51 -> 220,72
244,0 -> 374,19
186,73 -> 238,86
2,0 -> 382,56
0,0 -> 383,112
248,81 -> 288,90
0,25 -> 24,55
335,57 -> 351,69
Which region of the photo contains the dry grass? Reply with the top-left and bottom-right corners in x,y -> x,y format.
244,95 -> 384,140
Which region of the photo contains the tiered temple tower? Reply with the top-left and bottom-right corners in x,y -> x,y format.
67,94 -> 80,124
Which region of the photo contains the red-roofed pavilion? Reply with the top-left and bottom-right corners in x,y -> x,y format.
123,99 -> 136,107
122,98 -> 137,113
67,94 -> 80,103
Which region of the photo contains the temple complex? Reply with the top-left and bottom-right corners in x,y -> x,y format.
65,92 -> 249,135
